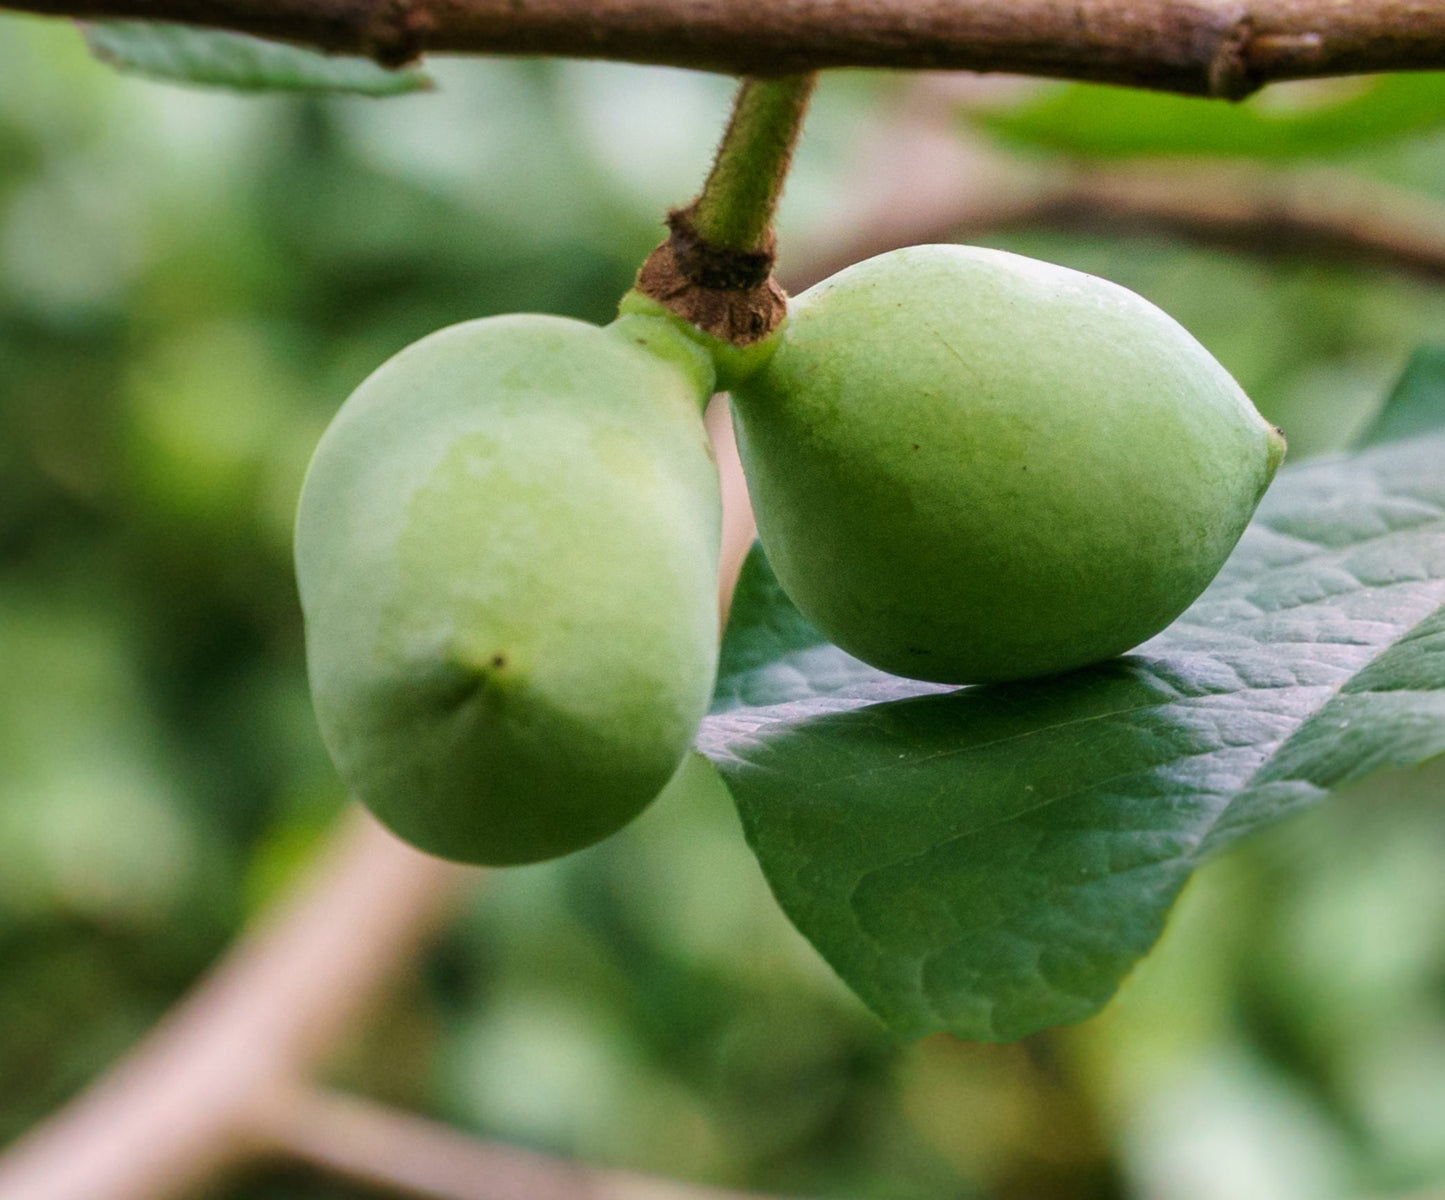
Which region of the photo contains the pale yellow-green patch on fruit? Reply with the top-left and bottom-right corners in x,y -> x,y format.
731,244 -> 1285,685
295,314 -> 721,864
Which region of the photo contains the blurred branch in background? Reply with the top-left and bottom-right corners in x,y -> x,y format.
980,169 -> 1445,281
3,0 -> 1445,97
788,80 -> 1445,288
798,159 -> 1445,289
0,812 -> 473,1200
708,397 -> 758,627
258,1087 -> 763,1200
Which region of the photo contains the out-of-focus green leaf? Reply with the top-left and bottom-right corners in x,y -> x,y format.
978,74 -> 1445,159
701,431 -> 1445,1043
82,22 -> 430,95
1355,346 -> 1445,449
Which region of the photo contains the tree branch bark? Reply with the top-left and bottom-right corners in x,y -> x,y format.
7,0 -> 1445,96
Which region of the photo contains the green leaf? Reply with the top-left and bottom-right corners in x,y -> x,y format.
1355,346 -> 1445,449
82,22 -> 431,96
978,74 -> 1445,160
713,548 -> 900,712
702,432 -> 1445,1042
1219,605 -> 1445,848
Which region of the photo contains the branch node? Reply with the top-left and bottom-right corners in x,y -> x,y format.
362,0 -> 429,68
1208,12 -> 1258,100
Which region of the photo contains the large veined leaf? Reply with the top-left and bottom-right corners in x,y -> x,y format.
712,549 -> 904,713
701,423 -> 1445,1043
978,74 -> 1445,160
83,22 -> 430,95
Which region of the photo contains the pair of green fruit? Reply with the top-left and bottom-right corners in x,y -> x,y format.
295,245 -> 1285,865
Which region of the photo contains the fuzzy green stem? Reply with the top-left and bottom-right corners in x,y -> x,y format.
631,73 -> 815,345
691,74 -> 817,254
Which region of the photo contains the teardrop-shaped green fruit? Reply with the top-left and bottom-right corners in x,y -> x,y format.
296,313 -> 721,864
731,244 -> 1285,685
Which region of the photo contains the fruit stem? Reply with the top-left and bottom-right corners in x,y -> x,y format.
691,74 -> 818,254
632,74 -> 816,347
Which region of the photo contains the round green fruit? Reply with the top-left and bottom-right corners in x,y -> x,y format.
296,313 -> 721,865
730,244 -> 1285,685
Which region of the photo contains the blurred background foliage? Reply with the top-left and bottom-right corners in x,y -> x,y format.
2,16 -> 1445,1199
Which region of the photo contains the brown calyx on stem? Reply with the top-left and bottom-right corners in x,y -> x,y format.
636,207 -> 788,346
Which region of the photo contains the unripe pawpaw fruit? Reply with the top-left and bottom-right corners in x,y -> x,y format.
295,313 -> 721,865
730,244 -> 1286,685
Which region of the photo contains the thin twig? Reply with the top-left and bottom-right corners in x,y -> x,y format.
6,0 -> 1445,97
256,1085 -> 763,1200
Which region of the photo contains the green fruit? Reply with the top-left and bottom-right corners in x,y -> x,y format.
730,244 -> 1286,685
296,313 -> 721,865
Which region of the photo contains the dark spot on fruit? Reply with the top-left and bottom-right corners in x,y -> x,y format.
906,646 -> 930,655
912,443 -> 920,451
491,653 -> 508,669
